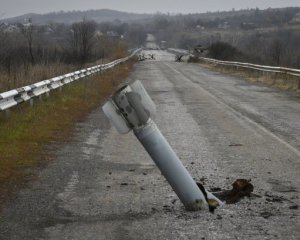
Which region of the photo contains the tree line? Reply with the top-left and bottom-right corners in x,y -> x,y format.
147,8 -> 300,68
0,19 -> 147,91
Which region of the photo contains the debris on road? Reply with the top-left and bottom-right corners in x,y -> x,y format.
214,179 -> 254,204
260,211 -> 273,219
289,205 -> 298,210
175,55 -> 184,62
197,179 -> 255,207
229,143 -> 244,147
149,54 -> 155,60
196,182 -> 220,213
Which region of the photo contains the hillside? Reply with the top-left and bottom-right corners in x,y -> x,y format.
157,7 -> 300,28
3,9 -> 153,25
148,7 -> 300,68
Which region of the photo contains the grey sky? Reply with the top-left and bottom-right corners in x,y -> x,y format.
1,0 -> 300,18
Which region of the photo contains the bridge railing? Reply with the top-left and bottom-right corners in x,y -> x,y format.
167,48 -> 300,89
198,57 -> 300,77
0,49 -> 141,111
198,57 -> 300,89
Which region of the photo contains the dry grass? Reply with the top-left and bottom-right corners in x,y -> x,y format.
0,60 -> 135,204
0,63 -> 80,92
111,44 -> 129,60
198,62 -> 300,91
0,44 -> 130,92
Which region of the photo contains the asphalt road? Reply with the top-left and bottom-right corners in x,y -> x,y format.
1,50 -> 299,240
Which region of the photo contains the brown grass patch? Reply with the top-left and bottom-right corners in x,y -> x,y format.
198,62 -> 300,91
0,63 -> 80,92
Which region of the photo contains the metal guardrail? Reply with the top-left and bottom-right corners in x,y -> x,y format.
198,57 -> 300,77
167,48 -> 189,55
167,48 -> 300,77
0,49 -> 141,111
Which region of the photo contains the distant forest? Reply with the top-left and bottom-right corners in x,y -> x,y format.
1,7 -> 300,91
0,17 -> 147,91
3,9 -> 152,25
150,7 -> 300,68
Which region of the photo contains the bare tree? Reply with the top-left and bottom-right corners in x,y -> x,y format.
0,29 -> 7,67
20,18 -> 35,65
68,18 -> 96,63
270,39 -> 283,66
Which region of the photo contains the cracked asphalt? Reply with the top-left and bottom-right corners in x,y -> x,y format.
0,50 -> 299,240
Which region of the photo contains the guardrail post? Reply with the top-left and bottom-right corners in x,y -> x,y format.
102,80 -> 222,211
5,109 -> 10,118
30,98 -> 34,107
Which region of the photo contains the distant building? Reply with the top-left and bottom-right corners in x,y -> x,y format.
106,31 -> 120,38
196,25 -> 205,30
291,12 -> 300,24
160,40 -> 167,49
44,26 -> 54,34
240,22 -> 256,30
0,23 -> 20,33
22,23 -> 32,28
218,22 -> 230,29
0,22 -> 8,30
94,30 -> 104,38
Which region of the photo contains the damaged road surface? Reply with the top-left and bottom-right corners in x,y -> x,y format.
1,50 -> 300,240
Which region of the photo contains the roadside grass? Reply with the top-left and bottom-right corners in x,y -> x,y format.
0,45 -> 129,92
0,63 -> 78,92
198,62 -> 300,91
0,57 -> 122,92
0,60 -> 135,204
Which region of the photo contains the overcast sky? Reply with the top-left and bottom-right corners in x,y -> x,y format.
1,0 -> 300,18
